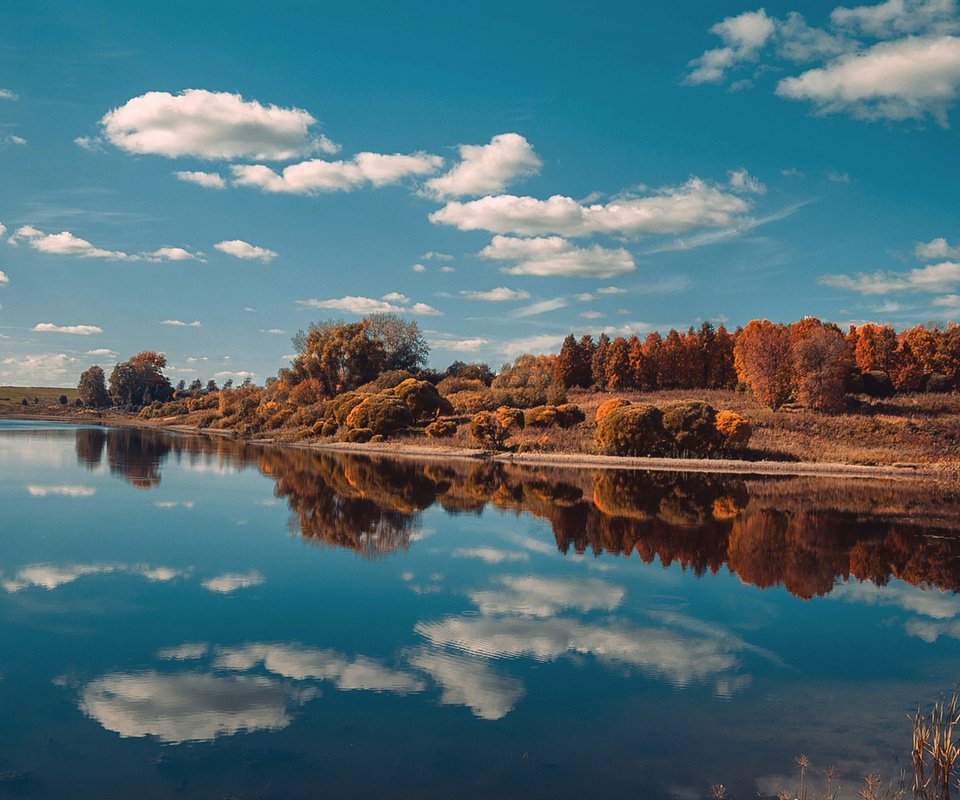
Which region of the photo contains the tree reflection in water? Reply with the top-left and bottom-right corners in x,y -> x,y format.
80,427 -> 960,596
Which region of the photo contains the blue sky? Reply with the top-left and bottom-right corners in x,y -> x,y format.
1,0 -> 959,386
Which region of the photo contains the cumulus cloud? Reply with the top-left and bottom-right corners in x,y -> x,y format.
498,333 -> 567,360
775,35 -> 960,124
174,170 -> 226,189
467,576 -> 625,618
100,89 -> 335,160
214,370 -> 254,381
428,336 -> 490,352
25,485 -> 96,498
460,287 -> 531,301
2,562 -> 184,592
820,259 -> 960,293
687,9 -> 777,84
85,348 -> 117,357
916,236 -> 960,259
80,671 -> 309,743
408,650 -> 525,720
157,643 -> 209,661
214,239 -> 277,262
425,133 -> 542,198
0,89 -> 17,100
10,225 -> 197,262
295,295 -> 442,316
777,12 -> 854,61
452,548 -> 530,564
201,571 -> 265,594
0,270 -> 8,286
480,236 -> 635,278
411,263 -> 427,273
431,179 -> 751,238
0,353 -> 79,384
231,151 -> 443,194
214,643 -> 425,694
830,0 -> 959,38
33,322 -> 103,335
727,168 -> 767,194
161,319 -> 202,327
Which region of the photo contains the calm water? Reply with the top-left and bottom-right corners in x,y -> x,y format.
3,419 -> 960,798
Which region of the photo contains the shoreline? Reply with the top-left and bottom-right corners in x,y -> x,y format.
3,411 -> 945,481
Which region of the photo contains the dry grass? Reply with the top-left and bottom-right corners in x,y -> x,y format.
0,386 -> 79,417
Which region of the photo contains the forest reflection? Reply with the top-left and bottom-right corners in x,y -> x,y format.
78,427 -> 960,599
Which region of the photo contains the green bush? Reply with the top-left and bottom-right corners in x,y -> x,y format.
345,394 -> 413,435
595,404 -> 670,456
661,400 -> 720,455
470,411 -> 508,450
425,419 -> 457,438
391,379 -> 453,422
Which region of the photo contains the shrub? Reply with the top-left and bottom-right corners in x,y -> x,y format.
861,371 -> 893,398
198,411 -> 219,428
391,379 -> 453,422
369,434 -> 385,443
470,411 -> 508,450
343,427 -> 374,443
545,382 -> 567,406
321,420 -> 338,437
525,405 -> 559,428
73,398 -> 83,408
425,419 -> 457,438
288,378 -> 325,406
494,406 -> 525,431
596,397 -> 632,424
555,403 -> 585,427
661,400 -> 721,455
437,376 -> 486,396
345,394 -> 413,435
58,395 -> 68,405
714,410 -> 752,451
595,404 -> 670,456
326,391 -> 364,425
924,373 -> 952,393
358,370 -> 417,393
19,398 -> 27,406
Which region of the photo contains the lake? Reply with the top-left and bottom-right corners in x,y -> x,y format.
2,418 -> 960,798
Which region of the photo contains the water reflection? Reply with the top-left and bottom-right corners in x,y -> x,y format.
79,426 -> 960,600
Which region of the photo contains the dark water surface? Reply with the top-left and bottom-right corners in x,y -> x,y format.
3,419 -> 960,798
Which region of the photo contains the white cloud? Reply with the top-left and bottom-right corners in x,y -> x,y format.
157,643 -> 209,661
440,265 -> 455,273
423,251 -> 453,261
509,297 -> 568,318
428,336 -> 490,352
261,328 -> 286,335
214,239 -> 277,262
295,295 -> 442,316
80,671 -> 309,743
11,225 -> 195,262
201,571 -> 264,593
830,0 -> 959,38
776,35 -> 960,125
381,291 -> 409,303
214,643 -> 425,694
408,650 -> 525,720
411,263 -> 427,272
579,310 -> 606,319
2,562 -> 184,592
0,353 -> 79,384
452,548 -> 530,564
0,89 -> 17,100
5,134 -> 26,146
231,151 -> 443,194
777,12 -> 854,62
161,319 -> 202,327
25,485 -> 96,497
820,260 -> 960,293
85,348 -> 117,358
431,179 -> 751,238
596,285 -> 627,294
100,89 -> 335,160
459,287 -> 531,301
727,168 -> 767,194
425,133 -> 542,198
480,236 -> 635,278
498,333 -> 567,360
33,322 -> 103,335
467,576 -> 624,618
831,580 -> 960,620
916,236 -> 960,259
0,270 -> 8,286
174,170 -> 226,189
74,136 -> 103,152
214,370 -> 254,381
148,246 -> 201,261
687,9 -> 777,84
154,500 -> 195,509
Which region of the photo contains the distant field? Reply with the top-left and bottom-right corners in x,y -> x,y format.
0,386 -> 77,403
